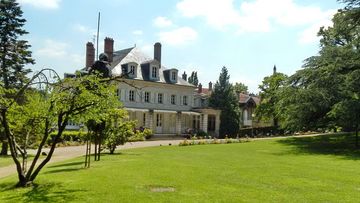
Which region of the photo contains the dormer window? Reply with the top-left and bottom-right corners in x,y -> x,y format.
127,63 -> 137,78
151,66 -> 158,78
171,72 -> 176,81
130,65 -> 135,75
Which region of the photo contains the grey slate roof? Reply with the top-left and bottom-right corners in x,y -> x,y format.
111,46 -> 194,87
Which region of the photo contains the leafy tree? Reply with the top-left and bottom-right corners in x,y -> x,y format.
0,0 -> 34,155
102,109 -> 137,154
256,72 -> 287,127
276,4 -> 360,141
209,66 -> 240,138
233,82 -> 248,93
188,71 -> 199,86
0,71 -> 123,187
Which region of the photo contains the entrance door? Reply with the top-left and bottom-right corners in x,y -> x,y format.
156,113 -> 163,133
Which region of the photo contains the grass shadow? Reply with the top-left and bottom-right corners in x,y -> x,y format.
44,168 -> 83,174
276,134 -> 360,160
48,161 -> 83,168
0,181 -> 87,202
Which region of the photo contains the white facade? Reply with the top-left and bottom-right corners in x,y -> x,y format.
109,43 -> 221,136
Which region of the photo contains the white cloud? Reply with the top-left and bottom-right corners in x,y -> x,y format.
177,0 -> 336,42
153,16 -> 173,28
72,24 -> 98,37
36,39 -> 68,58
18,0 -> 61,9
158,27 -> 198,46
298,11 -> 336,44
140,44 -> 153,56
132,30 -> 143,35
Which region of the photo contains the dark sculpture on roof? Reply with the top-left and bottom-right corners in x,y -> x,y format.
88,53 -> 112,78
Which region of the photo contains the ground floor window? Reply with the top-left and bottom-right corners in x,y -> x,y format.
156,114 -> 162,127
193,115 -> 200,130
143,113 -> 146,126
208,115 -> 216,131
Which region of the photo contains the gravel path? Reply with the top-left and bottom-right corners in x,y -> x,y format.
0,133 -> 338,179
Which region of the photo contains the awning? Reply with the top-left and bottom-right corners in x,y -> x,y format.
153,109 -> 178,114
182,111 -> 201,116
125,108 -> 149,112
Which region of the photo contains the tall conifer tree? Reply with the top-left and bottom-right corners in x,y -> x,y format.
209,66 -> 240,138
0,0 -> 34,155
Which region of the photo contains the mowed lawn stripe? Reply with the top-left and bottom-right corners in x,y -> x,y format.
0,134 -> 359,202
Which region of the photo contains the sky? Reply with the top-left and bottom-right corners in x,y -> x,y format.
17,0 -> 344,93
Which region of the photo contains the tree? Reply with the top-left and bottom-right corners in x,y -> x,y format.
0,70 -> 123,187
256,72 -> 287,127
209,66 -> 240,138
275,4 -> 360,140
102,109 -> 137,154
0,0 -> 34,155
233,82 -> 248,93
187,71 -> 199,86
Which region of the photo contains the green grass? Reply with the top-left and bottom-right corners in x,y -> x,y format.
0,155 -> 15,167
0,134 -> 360,202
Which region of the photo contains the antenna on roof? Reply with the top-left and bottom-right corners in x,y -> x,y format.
96,12 -> 100,60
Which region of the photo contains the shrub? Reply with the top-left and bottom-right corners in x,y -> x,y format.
179,139 -> 190,146
49,131 -> 87,145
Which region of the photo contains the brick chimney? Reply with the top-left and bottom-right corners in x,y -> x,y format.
104,37 -> 114,63
154,42 -> 161,64
182,71 -> 187,81
208,81 -> 212,91
198,83 -> 202,93
86,42 -> 95,68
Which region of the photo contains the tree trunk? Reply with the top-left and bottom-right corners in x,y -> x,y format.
110,145 -> 116,154
1,141 -> 8,155
356,124 -> 359,148
94,138 -> 98,161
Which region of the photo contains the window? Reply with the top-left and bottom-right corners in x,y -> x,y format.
158,93 -> 163,104
183,95 -> 188,105
156,114 -> 162,127
208,115 -> 216,131
171,71 -> 177,81
171,95 -> 176,105
129,90 -> 135,102
130,65 -> 136,75
143,113 -> 146,126
144,92 -> 150,103
151,66 -> 157,78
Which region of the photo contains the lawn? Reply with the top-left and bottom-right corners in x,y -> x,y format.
0,156 -> 15,168
0,134 -> 359,202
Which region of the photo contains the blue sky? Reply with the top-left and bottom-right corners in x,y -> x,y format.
18,0 -> 343,93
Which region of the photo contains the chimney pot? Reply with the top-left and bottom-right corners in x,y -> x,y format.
154,42 -> 161,64
198,83 -> 202,93
182,71 -> 187,81
104,37 -> 114,63
86,42 -> 95,68
209,81 -> 213,91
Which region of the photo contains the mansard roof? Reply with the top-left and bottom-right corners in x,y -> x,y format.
111,47 -> 194,87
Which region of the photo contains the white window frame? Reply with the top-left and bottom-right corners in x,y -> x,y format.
158,93 -> 163,104
151,66 -> 157,78
129,90 -> 135,102
171,71 -> 176,81
171,95 -> 176,105
145,92 -> 150,103
183,95 -> 188,106
156,114 -> 162,127
130,65 -> 136,76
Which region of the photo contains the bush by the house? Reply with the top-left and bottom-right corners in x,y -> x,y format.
239,126 -> 285,138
